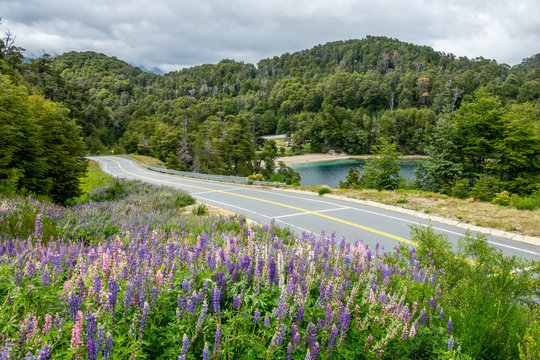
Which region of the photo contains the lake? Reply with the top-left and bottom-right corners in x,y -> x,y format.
290,159 -> 420,188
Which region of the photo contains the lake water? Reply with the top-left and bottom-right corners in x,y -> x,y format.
290,159 -> 420,188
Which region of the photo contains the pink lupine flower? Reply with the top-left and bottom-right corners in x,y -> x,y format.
409,323 -> 416,338
156,270 -> 164,288
71,311 -> 84,349
42,314 -> 52,335
401,324 -> 408,340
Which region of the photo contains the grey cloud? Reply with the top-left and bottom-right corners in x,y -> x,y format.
1,0 -> 538,72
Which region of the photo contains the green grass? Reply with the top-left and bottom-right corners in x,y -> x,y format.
79,160 -> 114,194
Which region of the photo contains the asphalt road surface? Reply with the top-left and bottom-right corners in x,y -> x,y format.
91,156 -> 540,261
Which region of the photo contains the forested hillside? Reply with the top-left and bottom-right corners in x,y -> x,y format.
1,35 -> 539,199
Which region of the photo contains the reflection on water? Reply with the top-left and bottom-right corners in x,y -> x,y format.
290,159 -> 419,188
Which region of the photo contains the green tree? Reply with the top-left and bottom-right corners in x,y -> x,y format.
360,138 -> 403,190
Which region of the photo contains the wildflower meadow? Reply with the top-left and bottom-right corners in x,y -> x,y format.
0,180 -> 538,359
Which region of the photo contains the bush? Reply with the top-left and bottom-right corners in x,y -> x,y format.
318,186 -> 331,196
248,173 -> 265,181
491,191 -> 514,206
470,174 -> 502,202
451,179 -> 470,198
512,191 -> 540,210
192,203 -> 208,215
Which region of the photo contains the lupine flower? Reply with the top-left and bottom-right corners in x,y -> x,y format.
38,343 -> 51,360
421,307 -> 427,327
201,342 -> 210,360
232,294 -> 240,309
409,323 -> 416,338
42,314 -> 52,335
254,309 -> 261,323
213,324 -> 222,357
212,286 -> 221,316
440,307 -> 445,319
430,296 -> 435,309
139,301 -> 150,335
273,323 -> 286,347
401,324 -> 408,340
448,335 -> 454,350
327,324 -> 338,354
311,342 -> 320,360
264,314 -> 271,327
181,334 -> 189,356
70,311 -> 84,349
86,311 -> 98,360
304,348 -> 311,360
103,333 -> 113,359
447,316 -> 453,334
34,214 -> 43,241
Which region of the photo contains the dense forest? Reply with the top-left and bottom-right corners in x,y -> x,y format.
1,34 -> 539,200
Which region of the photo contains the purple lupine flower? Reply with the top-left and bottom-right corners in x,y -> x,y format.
311,342 -> 320,360
436,303 -> 441,313
264,314 -> 271,327
447,316 -> 453,334
269,256 -> 276,285
212,286 -> 221,316
34,214 -> 43,241
181,334 -> 189,355
96,328 -> 105,355
214,324 -> 222,354
202,342 -> 210,360
448,335 -> 454,350
296,303 -> 305,325
254,309 -> 261,323
286,343 -> 293,360
38,343 -> 51,360
108,279 -> 118,312
41,266 -> 50,287
341,307 -> 351,334
430,296 -> 435,309
233,294 -> 240,310
327,324 -> 338,353
273,323 -> 286,346
103,332 -> 113,359
440,308 -> 445,319
421,308 -> 427,327
196,300 -> 208,332
86,311 -> 98,360
68,291 -> 81,321
139,301 -> 150,335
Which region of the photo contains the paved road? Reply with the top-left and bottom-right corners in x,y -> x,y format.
91,156 -> 540,261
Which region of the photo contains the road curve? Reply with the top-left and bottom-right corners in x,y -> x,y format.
91,156 -> 540,261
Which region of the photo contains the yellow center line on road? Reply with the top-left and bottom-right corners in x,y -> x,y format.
112,159 -> 420,247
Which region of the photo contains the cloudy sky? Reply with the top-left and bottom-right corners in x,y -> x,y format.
1,0 -> 539,73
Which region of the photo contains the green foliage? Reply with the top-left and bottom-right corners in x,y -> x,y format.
275,161 -> 301,185
470,174 -> 502,202
0,68 -> 87,204
512,191 -> 540,210
191,203 -> 208,215
450,179 -> 471,199
317,186 -> 332,196
247,173 -> 265,181
490,191 -> 514,206
359,138 -> 403,190
409,225 -> 540,360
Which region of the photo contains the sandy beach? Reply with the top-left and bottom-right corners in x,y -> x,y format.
276,153 -> 429,166
276,153 -> 353,166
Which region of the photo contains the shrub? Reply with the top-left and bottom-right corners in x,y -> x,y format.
451,179 -> 470,198
248,173 -> 265,181
491,191 -> 514,206
512,191 -> 540,210
192,203 -> 208,215
318,186 -> 331,196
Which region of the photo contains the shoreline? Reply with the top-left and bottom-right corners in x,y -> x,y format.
276,153 -> 427,166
